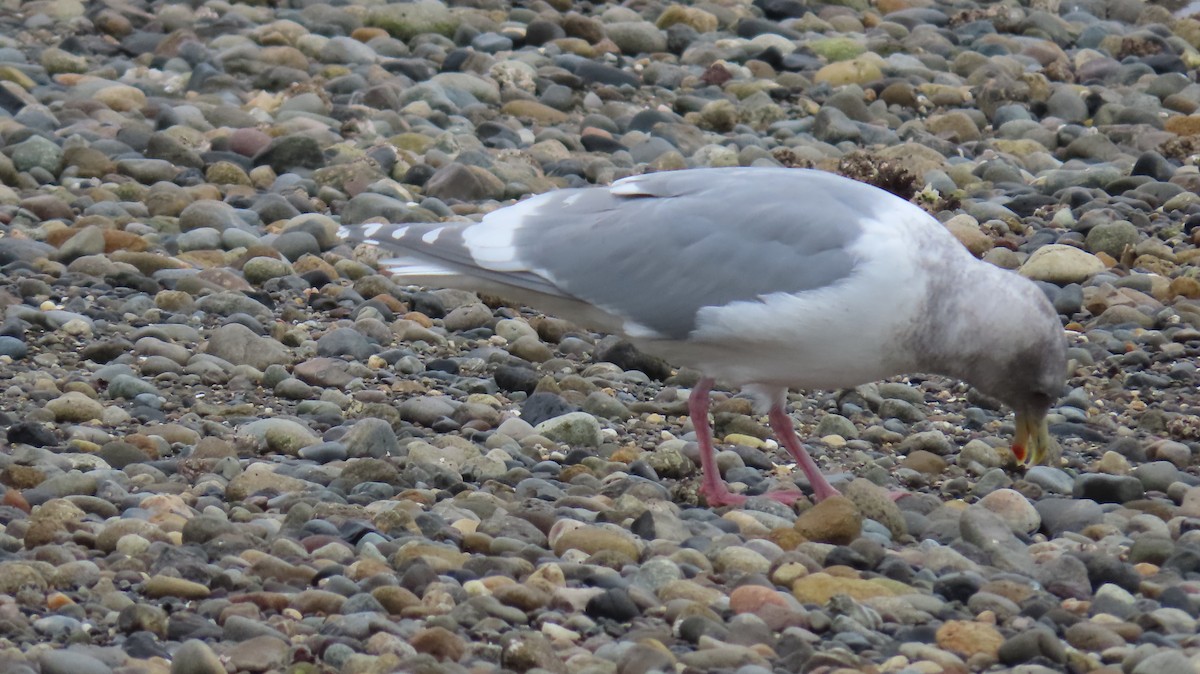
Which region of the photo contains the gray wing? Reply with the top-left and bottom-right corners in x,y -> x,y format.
340,167 -> 877,340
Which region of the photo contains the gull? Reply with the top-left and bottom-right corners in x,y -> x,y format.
339,167 -> 1067,506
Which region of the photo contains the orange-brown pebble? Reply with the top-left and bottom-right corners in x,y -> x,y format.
875,0 -> 912,12
793,496 -> 862,545
231,591 -> 290,612
123,434 -> 162,459
1170,277 -> 1200,299
462,532 -> 493,554
403,311 -> 434,328
980,579 -> 1037,604
792,573 -> 896,604
559,464 -> 594,482
824,565 -> 861,578
1164,115 -> 1200,135
100,230 -> 149,253
935,620 -> 1004,659
219,602 -> 260,623
730,585 -> 790,614
1,466 -> 45,490
411,626 -> 466,661
291,589 -> 346,616
1062,598 -> 1090,615
44,228 -> 148,253
479,576 -> 516,591
492,584 -> 551,612
394,489 -> 437,506
346,558 -> 392,581
46,592 -> 75,610
292,254 -> 339,279
581,126 -> 613,139
372,586 -> 422,614
609,446 -> 642,463
767,527 -> 807,551
370,294 -> 407,314
351,27 -> 389,42
2,489 -> 30,513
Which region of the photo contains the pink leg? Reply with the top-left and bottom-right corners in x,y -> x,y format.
691,380 -> 808,507
691,378 -> 747,506
767,404 -> 841,502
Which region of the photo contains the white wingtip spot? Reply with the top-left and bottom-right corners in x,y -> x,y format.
610,181 -> 647,196
390,225 -> 410,240
380,259 -> 456,277
622,319 -> 667,340
421,227 -> 444,244
463,208 -> 528,271
361,223 -> 382,238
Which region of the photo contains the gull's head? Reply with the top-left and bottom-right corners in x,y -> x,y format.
945,268 -> 1069,468
986,328 -> 1068,468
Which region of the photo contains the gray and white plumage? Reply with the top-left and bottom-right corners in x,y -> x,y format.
340,167 -> 1067,502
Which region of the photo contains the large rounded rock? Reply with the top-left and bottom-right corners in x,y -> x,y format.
794,495 -> 862,544
1018,244 -> 1105,284
1085,221 -> 1139,258
366,0 -> 458,39
179,200 -> 244,232
10,135 -> 62,174
936,620 -> 1004,659
534,412 -> 602,448
424,163 -> 505,202
976,488 -> 1041,534
204,323 -> 290,370
45,392 -> 104,422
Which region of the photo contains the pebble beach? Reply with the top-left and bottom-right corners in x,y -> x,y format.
1,0 -> 1200,672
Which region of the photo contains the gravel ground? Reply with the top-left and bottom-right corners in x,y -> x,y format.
0,0 -> 1199,672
